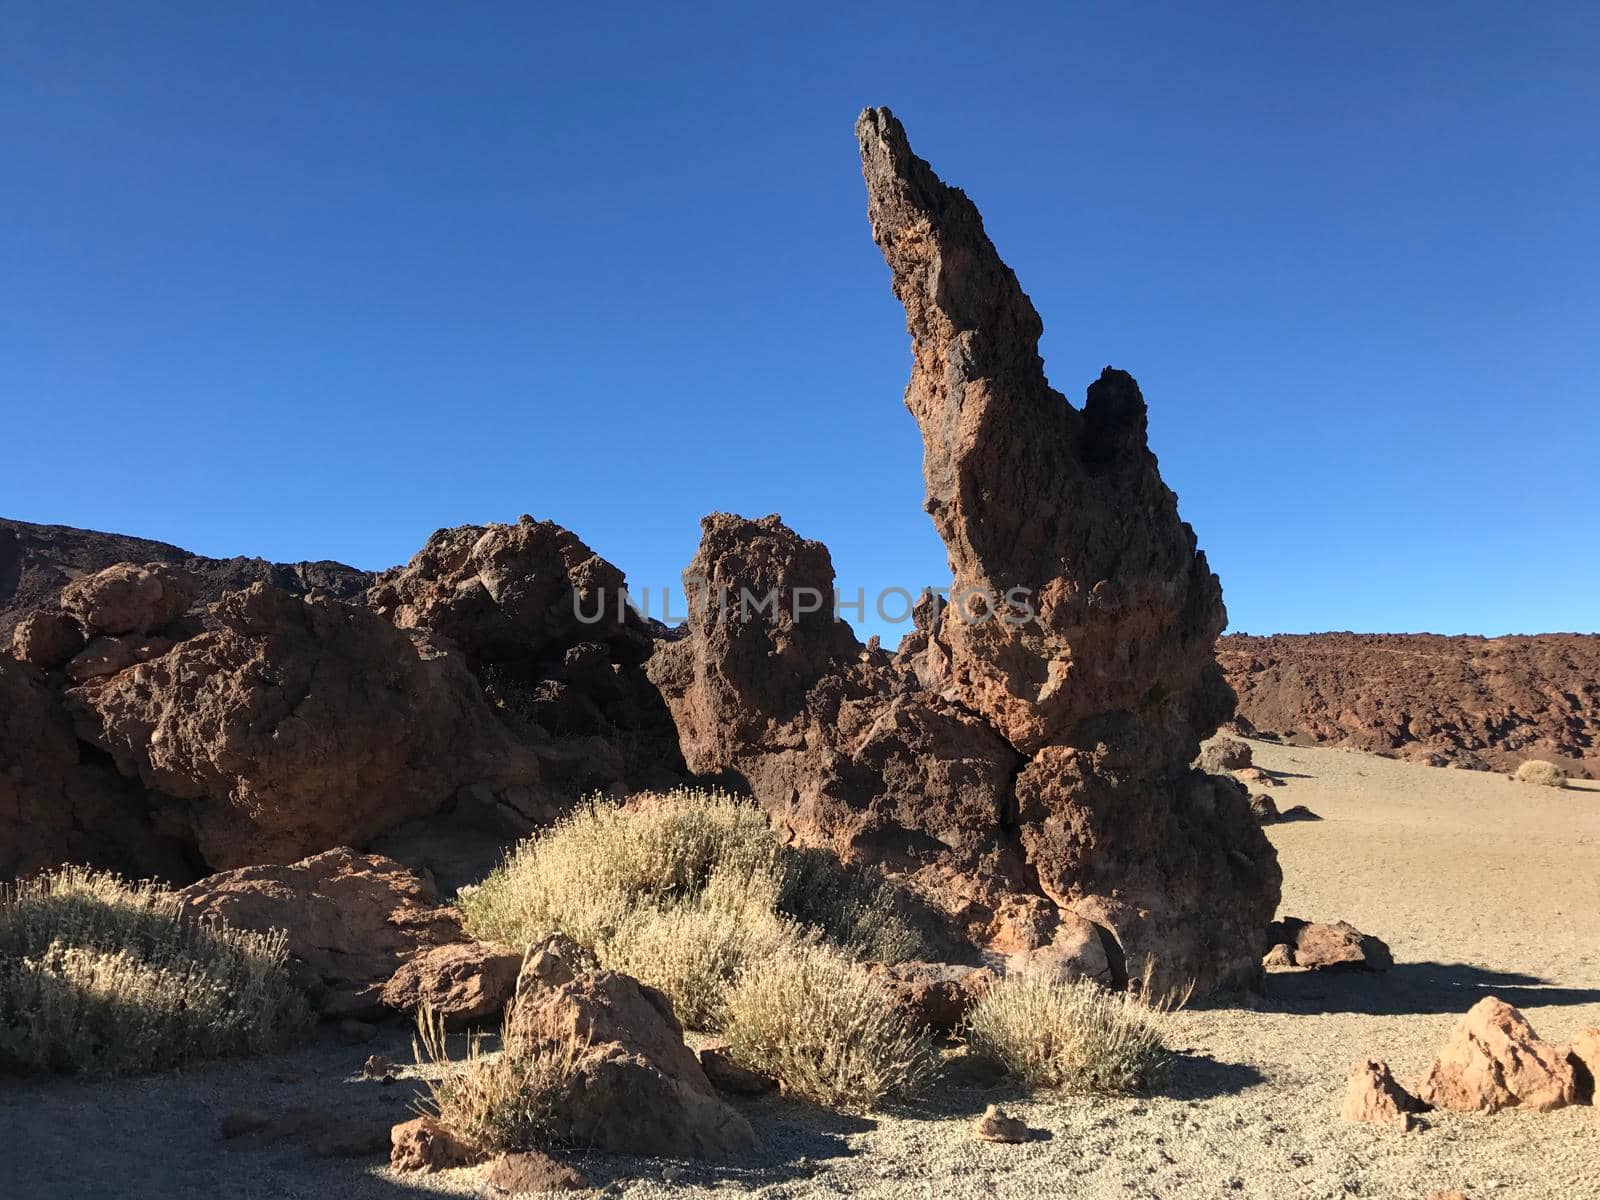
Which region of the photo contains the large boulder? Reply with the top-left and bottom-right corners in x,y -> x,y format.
176,848 -> 467,1017
59,562 -> 199,637
67,582 -> 545,868
1416,997 -> 1579,1114
9,609 -> 85,669
510,963 -> 757,1159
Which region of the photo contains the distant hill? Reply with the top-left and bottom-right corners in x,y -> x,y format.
0,518 -> 373,636
1219,632 -> 1599,777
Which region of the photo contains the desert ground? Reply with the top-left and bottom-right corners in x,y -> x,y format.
7,739 -> 1596,1200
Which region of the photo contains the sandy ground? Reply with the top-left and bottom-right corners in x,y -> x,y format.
8,741 -> 1599,1199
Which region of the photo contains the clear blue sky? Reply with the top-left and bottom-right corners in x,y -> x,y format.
5,3 -> 1597,641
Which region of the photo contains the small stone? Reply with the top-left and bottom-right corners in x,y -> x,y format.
485,1149 -> 589,1192
362,1054 -> 395,1079
973,1104 -> 1033,1143
390,1116 -> 481,1173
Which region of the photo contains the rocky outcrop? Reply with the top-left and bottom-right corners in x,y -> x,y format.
1341,1059 -> 1427,1131
368,516 -> 683,797
1417,997 -> 1579,1114
1219,632 -> 1600,776
66,581 -> 545,868
649,112 -> 1279,991
510,961 -> 758,1159
176,849 -> 467,1017
0,517 -> 372,639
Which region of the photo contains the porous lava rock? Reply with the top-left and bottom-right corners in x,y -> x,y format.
176,848 -> 467,1017
66,581 -> 545,868
9,609 -> 84,669
650,111 -> 1279,991
390,1116 -> 481,1173
1417,997 -> 1579,1114
1268,917 -> 1393,972
58,562 -> 198,637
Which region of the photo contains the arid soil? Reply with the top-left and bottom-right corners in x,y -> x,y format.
9,739 -> 1595,1200
1220,632 -> 1600,777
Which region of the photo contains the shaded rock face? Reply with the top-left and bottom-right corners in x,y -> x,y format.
0,655 -> 196,880
176,848 -> 466,1017
67,581 -> 546,868
1219,632 -> 1600,777
650,112 -> 1279,991
368,515 -> 683,795
856,107 -> 1233,761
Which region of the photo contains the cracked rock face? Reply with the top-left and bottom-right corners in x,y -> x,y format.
651,111 -> 1280,992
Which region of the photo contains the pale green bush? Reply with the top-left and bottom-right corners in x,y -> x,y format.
963,969 -> 1179,1094
0,866 -> 309,1076
461,788 -> 925,1033
723,939 -> 935,1110
1514,759 -> 1569,788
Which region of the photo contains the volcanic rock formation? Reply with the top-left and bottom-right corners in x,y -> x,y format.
1219,632 -> 1600,776
651,109 -> 1280,991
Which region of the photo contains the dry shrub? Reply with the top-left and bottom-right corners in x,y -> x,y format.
462,788 -> 924,1032
1514,759 -> 1569,788
722,940 -> 935,1110
413,1001 -> 585,1154
963,966 -> 1181,1094
0,866 -> 309,1076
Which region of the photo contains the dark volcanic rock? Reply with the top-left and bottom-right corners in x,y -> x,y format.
1219,632 -> 1600,777
0,517 -> 372,638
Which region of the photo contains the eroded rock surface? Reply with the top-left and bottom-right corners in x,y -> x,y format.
649,111 -> 1279,991
1341,1059 -> 1427,1131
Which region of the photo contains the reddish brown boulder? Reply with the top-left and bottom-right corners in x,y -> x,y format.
176,848 -> 467,1016
381,940 -> 522,1028
390,1116 -> 481,1173
65,635 -> 174,683
1340,1059 -> 1427,1131
485,1150 -> 589,1192
9,609 -> 84,668
68,582 -> 545,868
508,967 -> 757,1158
1269,917 -> 1393,972
1417,997 -> 1579,1113
59,562 -> 198,636
864,961 -> 994,1035
973,1104 -> 1034,1144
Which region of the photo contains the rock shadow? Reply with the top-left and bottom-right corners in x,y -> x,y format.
1262,961 -> 1600,1016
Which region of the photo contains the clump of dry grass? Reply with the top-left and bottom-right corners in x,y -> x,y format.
1514,759 -> 1569,788
963,966 -> 1182,1094
413,1001 -> 586,1154
0,866 -> 309,1076
461,788 -> 924,1031
722,940 -> 936,1110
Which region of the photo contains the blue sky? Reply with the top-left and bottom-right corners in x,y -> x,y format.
4,2 -> 1597,641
